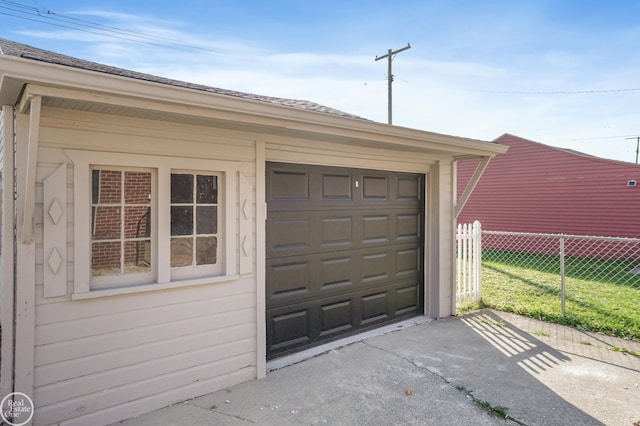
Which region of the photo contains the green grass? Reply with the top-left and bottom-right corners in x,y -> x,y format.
454,385 -> 511,420
481,250 -> 640,340
610,346 -> 640,358
456,300 -> 485,314
532,330 -> 551,337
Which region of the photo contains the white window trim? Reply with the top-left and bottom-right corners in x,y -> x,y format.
90,166 -> 157,290
169,170 -> 223,281
67,150 -> 239,298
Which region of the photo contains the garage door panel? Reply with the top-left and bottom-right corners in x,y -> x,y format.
397,247 -> 420,275
268,164 -> 422,211
361,175 -> 389,200
362,215 -> 390,244
361,252 -> 389,284
266,162 -> 424,358
361,290 -> 390,324
269,215 -> 311,254
270,168 -> 310,200
266,279 -> 420,357
319,300 -> 355,337
396,283 -> 420,313
269,309 -> 311,351
321,173 -> 353,200
267,243 -> 420,306
267,209 -> 420,258
397,213 -> 421,241
320,216 -> 354,249
267,294 -> 356,355
320,256 -> 353,289
267,260 -> 311,299
397,175 -> 421,200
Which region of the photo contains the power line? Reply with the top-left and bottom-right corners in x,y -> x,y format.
477,87 -> 640,95
380,70 -> 640,98
0,0 -> 226,53
4,0 -> 639,102
569,134 -> 640,141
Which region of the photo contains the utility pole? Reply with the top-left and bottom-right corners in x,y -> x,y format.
626,136 -> 640,163
375,43 -> 411,125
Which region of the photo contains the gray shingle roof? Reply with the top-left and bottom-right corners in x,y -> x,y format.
0,38 -> 366,120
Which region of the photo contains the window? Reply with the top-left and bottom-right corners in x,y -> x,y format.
68,151 -> 238,296
91,169 -> 153,286
170,172 -> 221,280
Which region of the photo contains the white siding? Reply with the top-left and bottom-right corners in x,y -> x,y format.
1,105 -> 16,398
26,104 -> 456,425
32,108 -> 258,425
265,135 -> 435,173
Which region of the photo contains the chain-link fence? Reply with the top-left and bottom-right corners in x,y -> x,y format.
480,231 -> 640,340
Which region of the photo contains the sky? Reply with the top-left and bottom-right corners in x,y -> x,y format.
1,0 -> 639,162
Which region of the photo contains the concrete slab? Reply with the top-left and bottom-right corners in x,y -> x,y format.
114,309 -> 640,426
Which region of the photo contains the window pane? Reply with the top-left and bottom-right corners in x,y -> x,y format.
91,170 -> 100,204
196,236 -> 217,265
196,206 -> 216,234
89,166 -> 156,284
125,171 -> 152,204
170,173 -> 219,271
171,206 -> 193,236
197,175 -> 217,204
92,206 -> 121,240
171,237 -> 193,267
125,206 -> 151,239
124,240 -> 151,273
94,170 -> 121,204
171,174 -> 193,203
92,241 -> 121,276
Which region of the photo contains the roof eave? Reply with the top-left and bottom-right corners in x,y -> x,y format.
0,55 -> 507,157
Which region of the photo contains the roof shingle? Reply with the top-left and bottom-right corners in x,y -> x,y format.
0,38 -> 366,120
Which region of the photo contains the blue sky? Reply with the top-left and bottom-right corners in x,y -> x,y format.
1,0 -> 639,162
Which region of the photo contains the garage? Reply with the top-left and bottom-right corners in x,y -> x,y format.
266,162 -> 425,358
0,38 -> 512,425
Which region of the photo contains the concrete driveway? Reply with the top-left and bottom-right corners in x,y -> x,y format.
116,309 -> 640,425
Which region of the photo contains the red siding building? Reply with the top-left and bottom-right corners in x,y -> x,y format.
457,134 -> 640,238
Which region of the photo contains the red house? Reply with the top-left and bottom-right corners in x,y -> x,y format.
457,134 -> 640,238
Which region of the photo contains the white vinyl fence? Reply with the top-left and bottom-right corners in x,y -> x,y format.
455,220 -> 482,305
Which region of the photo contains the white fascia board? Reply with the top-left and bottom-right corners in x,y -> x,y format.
0,55 -> 507,158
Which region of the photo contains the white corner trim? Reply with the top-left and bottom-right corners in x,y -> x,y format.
21,94 -> 41,243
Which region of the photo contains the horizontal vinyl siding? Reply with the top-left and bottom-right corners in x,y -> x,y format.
39,107 -> 256,161
32,108 -> 258,426
265,135 -> 434,173
457,134 -> 640,238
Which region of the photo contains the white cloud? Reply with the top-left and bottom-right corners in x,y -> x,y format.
10,4 -> 639,163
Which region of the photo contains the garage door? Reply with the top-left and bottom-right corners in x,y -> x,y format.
266,162 -> 425,359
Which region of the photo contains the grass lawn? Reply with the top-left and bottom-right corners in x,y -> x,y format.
480,250 -> 640,340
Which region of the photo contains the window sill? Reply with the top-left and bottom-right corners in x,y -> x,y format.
71,274 -> 241,300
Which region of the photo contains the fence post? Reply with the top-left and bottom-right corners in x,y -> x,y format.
456,223 -> 461,305
559,237 -> 565,316
474,220 -> 482,302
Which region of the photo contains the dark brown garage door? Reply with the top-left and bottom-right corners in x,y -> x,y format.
266,162 -> 424,359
